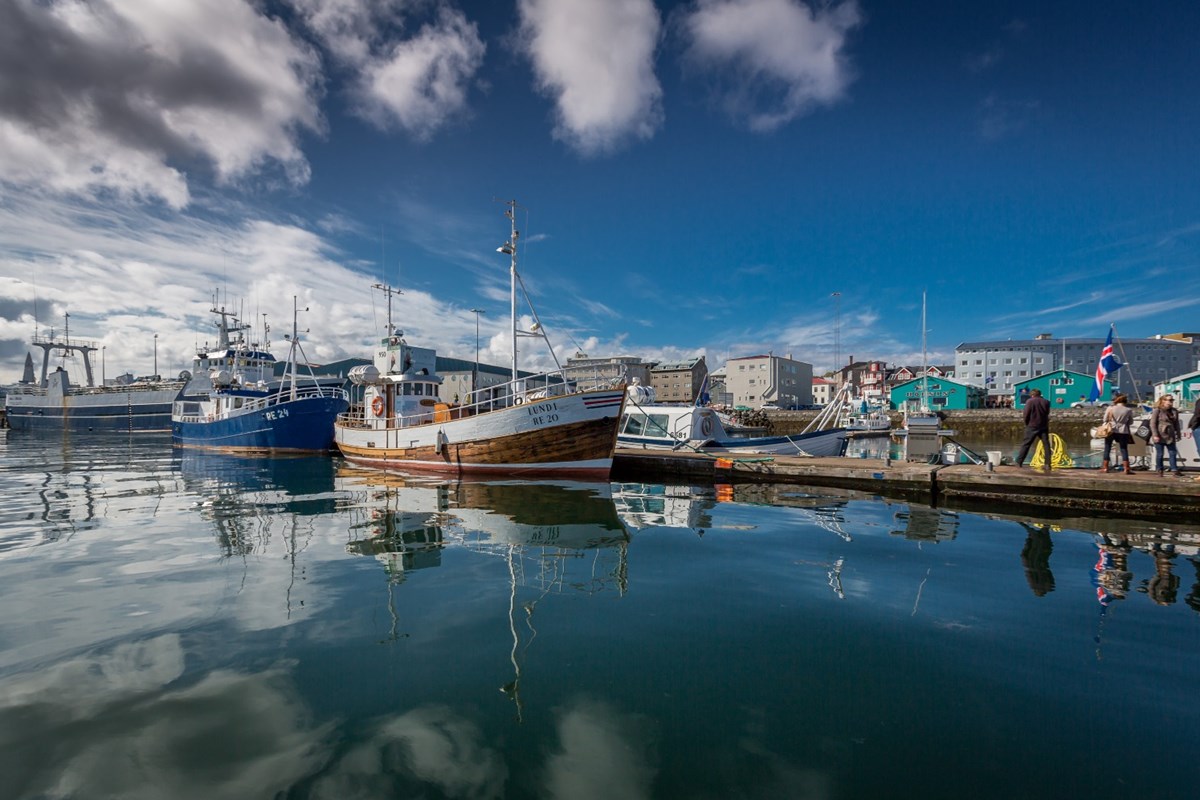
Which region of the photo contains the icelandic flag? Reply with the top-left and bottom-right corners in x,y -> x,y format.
1087,326 -> 1122,402
695,374 -> 711,406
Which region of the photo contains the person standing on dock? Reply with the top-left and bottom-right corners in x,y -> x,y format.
1149,394 -> 1183,477
1015,389 -> 1052,470
1101,394 -> 1134,474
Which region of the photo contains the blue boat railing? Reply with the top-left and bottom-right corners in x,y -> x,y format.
173,385 -> 347,423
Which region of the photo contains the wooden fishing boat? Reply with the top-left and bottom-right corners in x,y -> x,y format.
334,200 -> 627,477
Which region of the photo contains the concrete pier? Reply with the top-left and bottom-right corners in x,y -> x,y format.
612,449 -> 1200,519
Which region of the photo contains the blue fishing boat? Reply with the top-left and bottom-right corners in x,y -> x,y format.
172,300 -> 348,452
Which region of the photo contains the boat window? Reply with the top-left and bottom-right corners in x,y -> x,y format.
414,383 -> 424,396
647,414 -> 670,435
622,413 -> 648,435
402,384 -> 412,395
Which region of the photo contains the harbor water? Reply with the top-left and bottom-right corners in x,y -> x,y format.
1,431 -> 1197,799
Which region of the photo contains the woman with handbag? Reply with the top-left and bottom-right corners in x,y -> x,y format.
1100,394 -> 1134,474
1149,394 -> 1183,477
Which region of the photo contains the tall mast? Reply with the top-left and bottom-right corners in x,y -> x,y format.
289,297 -> 299,400
921,290 -> 929,410
498,201 -> 520,381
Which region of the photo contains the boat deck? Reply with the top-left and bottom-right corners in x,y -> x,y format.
612,449 -> 1200,519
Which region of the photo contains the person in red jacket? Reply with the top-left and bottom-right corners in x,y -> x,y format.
1015,388 -> 1051,470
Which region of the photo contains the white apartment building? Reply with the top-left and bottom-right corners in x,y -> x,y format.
812,376 -> 835,407
724,354 -> 813,409
956,333 -> 1200,399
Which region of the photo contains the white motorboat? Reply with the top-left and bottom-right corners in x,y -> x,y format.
618,381 -> 847,457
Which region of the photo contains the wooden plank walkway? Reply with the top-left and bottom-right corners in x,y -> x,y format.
612,449 -> 1200,519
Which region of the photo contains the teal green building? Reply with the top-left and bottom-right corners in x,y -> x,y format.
1158,370 -> 1200,410
889,376 -> 985,411
1012,369 -> 1112,409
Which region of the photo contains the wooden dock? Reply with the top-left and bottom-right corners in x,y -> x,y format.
611,449 -> 1200,520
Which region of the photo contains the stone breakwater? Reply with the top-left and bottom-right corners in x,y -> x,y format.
766,407 -> 1108,442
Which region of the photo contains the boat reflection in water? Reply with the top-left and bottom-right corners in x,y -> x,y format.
338,468 -> 631,720
11,425 -> 1200,799
176,449 -> 339,557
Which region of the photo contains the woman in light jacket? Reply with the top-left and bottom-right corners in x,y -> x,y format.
1101,394 -> 1134,474
1149,394 -> 1183,477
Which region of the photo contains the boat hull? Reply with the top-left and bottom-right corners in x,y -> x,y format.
618,427 -> 848,457
5,387 -> 185,433
335,390 -> 625,477
173,395 -> 348,452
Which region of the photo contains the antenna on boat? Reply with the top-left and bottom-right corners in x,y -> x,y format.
496,199 -> 563,381
371,283 -> 403,336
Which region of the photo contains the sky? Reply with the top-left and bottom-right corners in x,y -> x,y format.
2,0 -> 1199,384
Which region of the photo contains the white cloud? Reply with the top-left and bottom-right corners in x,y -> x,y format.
681,0 -> 862,132
356,8 -> 486,139
0,194 -> 587,383
0,0 -> 324,209
287,0 -> 409,67
288,1 -> 486,139
517,0 -> 664,155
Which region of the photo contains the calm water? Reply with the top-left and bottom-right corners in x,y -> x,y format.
2,431 -> 1197,799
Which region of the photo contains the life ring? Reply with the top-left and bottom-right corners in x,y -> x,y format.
371,396 -> 384,417
514,396 -> 524,405
699,416 -> 713,437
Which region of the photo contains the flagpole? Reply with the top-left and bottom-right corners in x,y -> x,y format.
1110,323 -> 1140,402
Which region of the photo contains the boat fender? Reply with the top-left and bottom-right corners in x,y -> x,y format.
699,416 -> 713,437
371,396 -> 384,417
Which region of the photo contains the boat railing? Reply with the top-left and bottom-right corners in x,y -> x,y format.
337,365 -> 626,429
174,384 -> 346,423
8,380 -> 186,396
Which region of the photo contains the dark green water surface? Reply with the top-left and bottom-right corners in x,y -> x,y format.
1,431 -> 1197,799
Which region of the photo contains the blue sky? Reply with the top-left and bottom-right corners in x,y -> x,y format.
2,0 -> 1198,384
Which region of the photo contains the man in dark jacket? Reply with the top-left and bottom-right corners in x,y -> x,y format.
1016,388 -> 1052,470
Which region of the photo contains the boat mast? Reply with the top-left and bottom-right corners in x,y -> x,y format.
289,297 -> 299,400
371,282 -> 403,337
921,290 -> 929,412
498,201 -> 521,381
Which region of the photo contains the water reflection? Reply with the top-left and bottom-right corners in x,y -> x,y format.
0,431 -> 181,551
0,634 -> 333,800
177,450 -> 338,558
4,435 -> 1200,798
1018,523 -> 1056,596
891,506 -> 960,542
337,470 -> 633,720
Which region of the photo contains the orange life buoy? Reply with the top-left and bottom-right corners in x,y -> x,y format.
371,396 -> 384,417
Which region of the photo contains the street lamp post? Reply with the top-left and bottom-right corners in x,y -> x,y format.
101,345 -> 106,386
470,308 -> 485,403
153,334 -> 158,379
